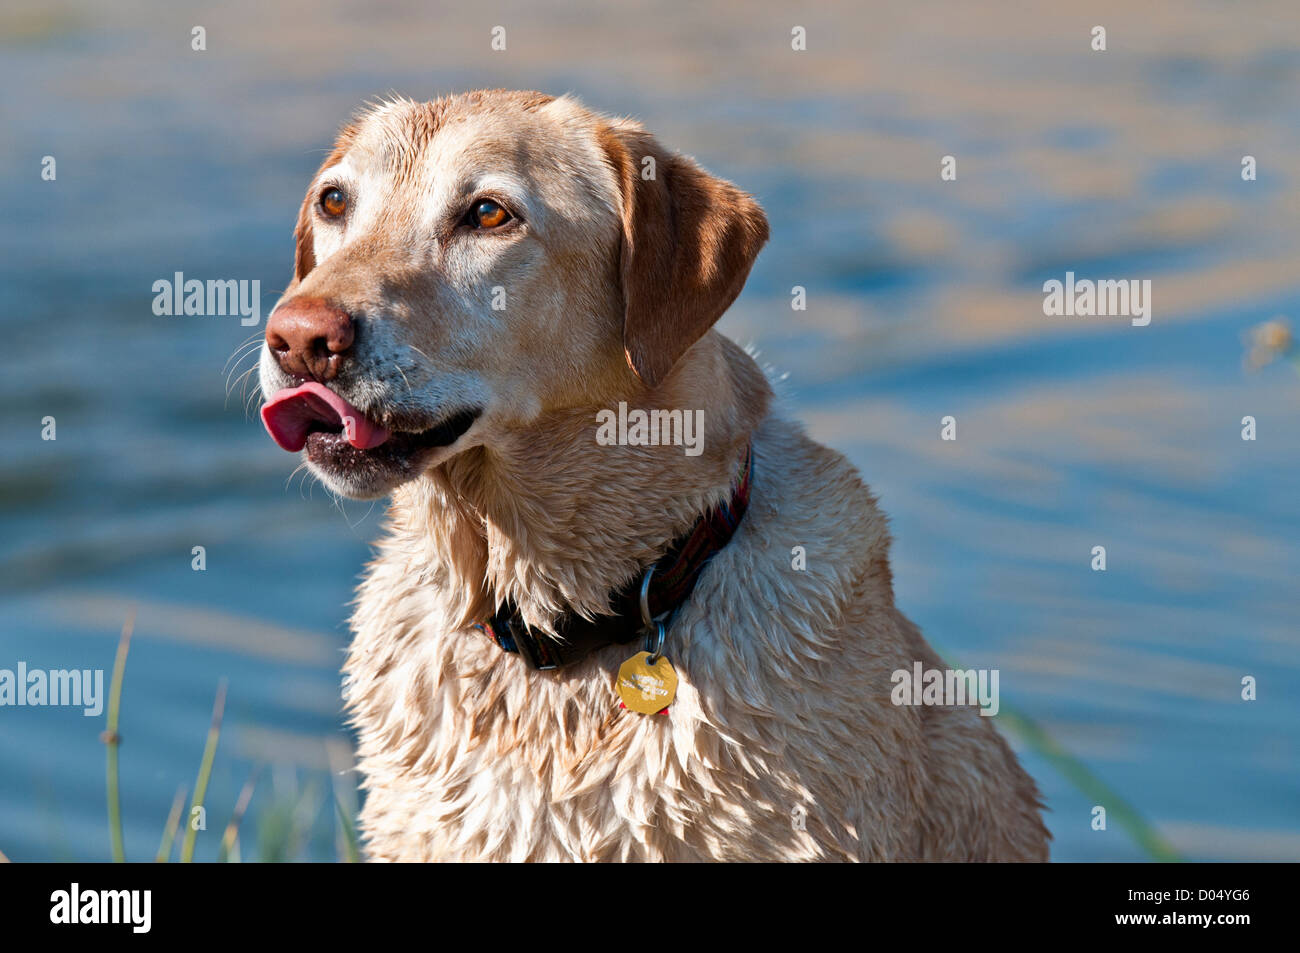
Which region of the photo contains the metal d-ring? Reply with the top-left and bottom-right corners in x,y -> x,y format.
644,620 -> 667,665
638,564 -> 657,629
638,564 -> 668,664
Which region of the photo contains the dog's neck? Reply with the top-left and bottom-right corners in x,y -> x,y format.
390,334 -> 772,633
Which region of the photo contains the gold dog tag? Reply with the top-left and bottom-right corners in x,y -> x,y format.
616,651 -> 677,715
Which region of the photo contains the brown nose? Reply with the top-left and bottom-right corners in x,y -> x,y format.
265,297 -> 355,382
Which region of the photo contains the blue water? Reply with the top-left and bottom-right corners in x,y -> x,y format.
2,0 -> 1298,862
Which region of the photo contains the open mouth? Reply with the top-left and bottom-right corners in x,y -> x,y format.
261,382 -> 479,475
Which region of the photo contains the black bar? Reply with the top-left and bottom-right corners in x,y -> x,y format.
0,862 -> 1280,941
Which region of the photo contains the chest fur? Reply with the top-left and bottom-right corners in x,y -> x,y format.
341,422 -> 911,861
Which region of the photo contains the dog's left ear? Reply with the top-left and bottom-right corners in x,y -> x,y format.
600,121 -> 769,388
288,123 -> 359,291
290,186 -> 317,288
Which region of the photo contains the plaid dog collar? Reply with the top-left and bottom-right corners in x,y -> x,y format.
475,444 -> 754,670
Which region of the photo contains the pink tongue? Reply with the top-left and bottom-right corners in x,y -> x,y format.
260,381 -> 391,452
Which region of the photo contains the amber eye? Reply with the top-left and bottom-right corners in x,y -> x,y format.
320,187 -> 347,218
468,199 -> 510,229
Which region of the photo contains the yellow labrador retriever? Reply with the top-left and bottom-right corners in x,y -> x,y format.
258,90 -> 1050,861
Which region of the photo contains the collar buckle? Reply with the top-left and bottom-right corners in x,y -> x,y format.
491,613 -> 560,671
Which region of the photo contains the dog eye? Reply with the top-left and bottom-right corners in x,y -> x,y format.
320,188 -> 347,218
467,199 -> 511,229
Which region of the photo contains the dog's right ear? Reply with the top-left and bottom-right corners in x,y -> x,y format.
289,125 -> 358,291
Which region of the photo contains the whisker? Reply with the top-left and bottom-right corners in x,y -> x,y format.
227,363 -> 260,410
394,362 -> 412,394
296,463 -> 320,502
223,348 -> 260,393
330,488 -> 351,516
285,460 -> 310,492
222,334 -> 264,375
234,363 -> 259,398
224,344 -> 264,400
244,380 -> 264,421
406,344 -> 435,368
338,496 -> 378,532
225,330 -> 262,359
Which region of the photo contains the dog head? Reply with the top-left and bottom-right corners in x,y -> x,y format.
259,90 -> 768,498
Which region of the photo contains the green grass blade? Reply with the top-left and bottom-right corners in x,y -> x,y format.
154,783 -> 188,863
286,780 -> 323,862
180,679 -> 227,863
102,611 -> 134,863
326,739 -> 360,863
334,795 -> 361,863
997,704 -> 1182,862
933,644 -> 1181,862
218,769 -> 260,863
